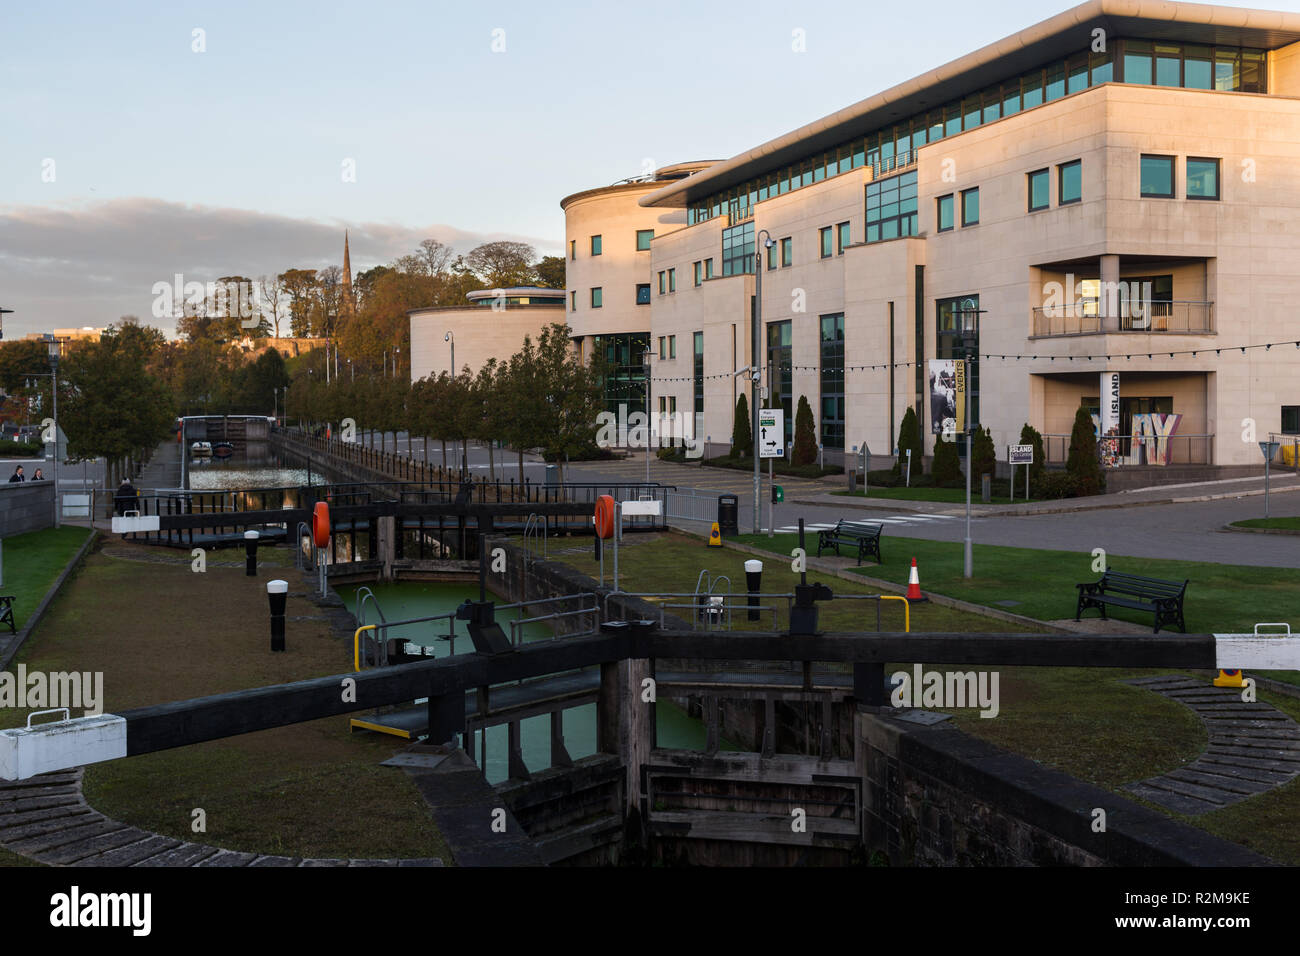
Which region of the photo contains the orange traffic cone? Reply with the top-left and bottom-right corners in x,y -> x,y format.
906,557 -> 928,602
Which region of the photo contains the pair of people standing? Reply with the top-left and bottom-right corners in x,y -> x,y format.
7,466 -> 44,482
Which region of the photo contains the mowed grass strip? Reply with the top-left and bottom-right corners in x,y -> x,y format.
6,541 -> 452,862
1230,516 -> 1300,532
2,526 -> 92,632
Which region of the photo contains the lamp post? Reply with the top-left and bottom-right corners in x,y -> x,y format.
642,348 -> 653,487
395,346 -> 401,380
445,332 -> 454,380
44,335 -> 60,529
1260,441 -> 1281,518
348,358 -> 354,383
753,229 -> 775,533
954,301 -> 985,580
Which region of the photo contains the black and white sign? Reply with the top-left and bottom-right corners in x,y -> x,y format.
1008,444 -> 1033,464
758,409 -> 785,459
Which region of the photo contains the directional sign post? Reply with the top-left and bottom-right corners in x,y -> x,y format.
759,409 -> 784,537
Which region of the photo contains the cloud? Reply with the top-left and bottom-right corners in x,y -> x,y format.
0,198 -> 557,339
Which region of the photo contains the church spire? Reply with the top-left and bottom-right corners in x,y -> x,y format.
341,230 -> 354,317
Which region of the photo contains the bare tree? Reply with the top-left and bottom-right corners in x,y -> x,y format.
259,274 -> 284,339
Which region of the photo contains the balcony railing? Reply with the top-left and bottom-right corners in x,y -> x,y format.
1044,433 -> 1214,466
1031,301 -> 1214,337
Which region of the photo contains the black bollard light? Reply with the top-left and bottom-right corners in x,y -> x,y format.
244,530 -> 259,576
745,559 -> 762,621
268,579 -> 287,652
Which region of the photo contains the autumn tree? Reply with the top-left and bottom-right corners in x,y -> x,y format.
465,241 -> 537,288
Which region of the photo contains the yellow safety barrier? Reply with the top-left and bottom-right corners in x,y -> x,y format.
881,594 -> 910,633
353,624 -> 376,673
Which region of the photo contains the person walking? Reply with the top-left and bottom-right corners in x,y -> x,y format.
31,468 -> 45,480
8,465 -> 25,483
114,477 -> 138,515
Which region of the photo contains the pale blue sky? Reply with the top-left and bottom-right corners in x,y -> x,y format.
0,0 -> 1287,336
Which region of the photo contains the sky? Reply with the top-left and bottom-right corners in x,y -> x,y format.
1,0 -> 1290,338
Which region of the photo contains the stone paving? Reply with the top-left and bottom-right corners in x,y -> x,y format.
0,769 -> 444,867
1123,674 -> 1300,815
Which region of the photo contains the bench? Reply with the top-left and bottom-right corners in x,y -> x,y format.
1075,571 -> 1188,633
816,520 -> 883,566
0,596 -> 14,634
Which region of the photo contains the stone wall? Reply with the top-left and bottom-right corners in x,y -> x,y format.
0,481 -> 54,536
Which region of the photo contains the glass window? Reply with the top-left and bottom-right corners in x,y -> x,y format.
721,222 -> 754,276
636,229 -> 653,251
982,87 -> 1001,124
1002,81 -> 1021,116
658,336 -> 665,359
766,243 -> 776,271
864,170 -> 918,243
1067,55 -> 1089,94
570,290 -> 576,311
820,226 -> 833,258
591,287 -> 602,308
766,320 -> 793,447
693,331 -> 704,418
569,239 -> 576,260
658,271 -> 665,295
1184,45 -> 1212,89
1124,40 -> 1153,84
928,110 -> 943,142
693,261 -> 702,287
780,237 -> 792,267
1022,70 -> 1043,108
1059,160 -> 1082,204
1028,168 -> 1050,211
962,95 -> 981,130
1282,405 -> 1300,434
1215,49 -> 1240,91
1155,43 -> 1181,86
1242,50 -> 1266,93
1046,63 -> 1066,101
937,194 -> 954,232
1140,155 -> 1174,198
706,258 -> 714,279
944,103 -> 962,137
961,187 -> 979,226
669,335 -> 676,359
936,294 -> 981,430
819,313 -> 845,449
1187,158 -> 1220,200
1090,50 -> 1113,84
837,221 -> 850,254
668,268 -> 676,292
636,283 -> 650,305
591,235 -> 602,256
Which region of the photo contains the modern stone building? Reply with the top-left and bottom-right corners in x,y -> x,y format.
409,287 -> 567,382
422,0 -> 1300,476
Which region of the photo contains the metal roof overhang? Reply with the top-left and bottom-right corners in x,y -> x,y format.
639,0 -> 1300,208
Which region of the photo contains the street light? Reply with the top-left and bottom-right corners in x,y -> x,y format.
954,301 -> 985,580
753,229 -> 775,533
1260,440 -> 1281,518
445,332 -> 454,380
44,335 -> 61,529
642,348 -> 653,487
348,358 -> 354,383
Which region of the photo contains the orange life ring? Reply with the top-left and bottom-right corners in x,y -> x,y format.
594,495 -> 616,540
312,501 -> 330,548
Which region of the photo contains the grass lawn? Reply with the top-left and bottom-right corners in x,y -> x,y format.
2,525 -> 92,632
832,487 -> 1047,504
3,540 -> 452,863
1230,516 -> 1300,532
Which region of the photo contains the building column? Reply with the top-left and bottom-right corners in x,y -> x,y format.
1100,254 -> 1121,332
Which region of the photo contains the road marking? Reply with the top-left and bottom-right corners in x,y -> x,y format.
915,513 -> 960,519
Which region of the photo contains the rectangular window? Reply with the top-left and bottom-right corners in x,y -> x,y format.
1124,40 -> 1153,85
591,287 -> 602,308
668,268 -> 676,292
570,290 -> 577,311
937,194 -> 954,232
1022,71 -> 1043,108
865,169 -> 918,243
570,240 -> 576,260
659,396 -> 666,413
780,237 -> 792,267
960,187 -> 979,226
721,221 -> 755,276
1140,155 -> 1174,198
693,331 -> 704,420
944,103 -> 962,137
1155,43 -> 1181,87
1282,405 -> 1300,434
766,320 -> 793,448
1090,49 -> 1113,84
668,335 -> 676,359
1215,49 -> 1240,91
766,243 -> 776,271
1067,54 -> 1089,94
1046,63 -> 1066,101
1059,160 -> 1082,204
962,95 -> 980,131
837,221 -> 850,254
819,313 -> 845,449
591,235 -> 602,256
658,336 -> 666,359
1028,168 -> 1050,211
705,258 -> 714,279
820,226 -> 833,258
1002,80 -> 1021,116
668,396 -> 676,414
1184,45 -> 1212,89
658,271 -> 666,295
1187,157 -> 1220,200
636,283 -> 651,305
636,229 -> 654,251
693,261 -> 702,287
936,294 -> 981,431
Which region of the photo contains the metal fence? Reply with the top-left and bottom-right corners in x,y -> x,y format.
1031,300 -> 1214,336
664,487 -> 733,524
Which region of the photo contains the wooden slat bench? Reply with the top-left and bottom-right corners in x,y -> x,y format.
1075,571 -> 1188,633
815,520 -> 883,566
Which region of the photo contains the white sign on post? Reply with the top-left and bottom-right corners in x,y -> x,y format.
1008,444 -> 1033,465
758,409 -> 785,459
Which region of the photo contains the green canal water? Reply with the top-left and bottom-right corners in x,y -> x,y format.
338,581 -> 734,784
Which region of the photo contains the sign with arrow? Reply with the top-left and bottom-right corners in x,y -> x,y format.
758,409 -> 785,459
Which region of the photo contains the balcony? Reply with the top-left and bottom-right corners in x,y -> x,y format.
1031,301 -> 1214,337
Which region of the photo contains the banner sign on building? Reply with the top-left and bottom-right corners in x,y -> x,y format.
928,359 -> 966,435
1099,371 -> 1122,468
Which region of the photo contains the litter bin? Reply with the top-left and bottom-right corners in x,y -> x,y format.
544,464 -> 559,486
717,494 -> 739,535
